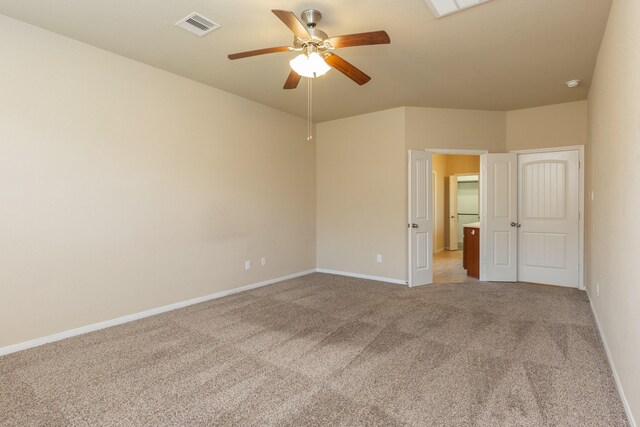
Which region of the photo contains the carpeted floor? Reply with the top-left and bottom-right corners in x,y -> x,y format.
0,273 -> 628,426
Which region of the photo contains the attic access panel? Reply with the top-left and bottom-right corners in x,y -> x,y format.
424,0 -> 493,18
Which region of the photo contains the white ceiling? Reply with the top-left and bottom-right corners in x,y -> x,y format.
0,0 -> 612,122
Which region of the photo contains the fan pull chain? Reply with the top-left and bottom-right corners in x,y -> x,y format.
307,77 -> 313,141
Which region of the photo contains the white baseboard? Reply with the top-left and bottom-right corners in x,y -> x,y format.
315,268 -> 407,285
0,269 -> 315,357
589,298 -> 637,427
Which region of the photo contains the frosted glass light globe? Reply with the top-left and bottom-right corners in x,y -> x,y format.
290,52 -> 331,78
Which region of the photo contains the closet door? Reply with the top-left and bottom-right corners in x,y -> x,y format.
517,150 -> 579,287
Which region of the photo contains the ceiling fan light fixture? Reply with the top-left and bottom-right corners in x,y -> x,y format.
290,52 -> 331,78
228,9 -> 386,88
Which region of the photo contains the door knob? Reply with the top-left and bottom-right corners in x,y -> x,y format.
511,222 -> 517,227
412,223 -> 419,228
510,222 -> 522,228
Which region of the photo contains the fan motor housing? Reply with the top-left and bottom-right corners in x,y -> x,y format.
301,9 -> 322,27
296,28 -> 328,43
293,10 -> 328,47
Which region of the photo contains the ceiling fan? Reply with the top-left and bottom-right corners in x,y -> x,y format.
227,9 -> 390,89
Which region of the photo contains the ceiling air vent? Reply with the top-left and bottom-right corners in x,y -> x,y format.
175,12 -> 220,37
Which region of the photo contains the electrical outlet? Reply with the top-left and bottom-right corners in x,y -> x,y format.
376,254 -> 382,263
596,281 -> 600,296
261,257 -> 266,266
245,260 -> 251,270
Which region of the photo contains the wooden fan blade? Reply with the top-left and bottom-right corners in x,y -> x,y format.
324,54 -> 371,85
328,31 -> 390,49
283,70 -> 301,89
228,46 -> 290,60
271,10 -> 310,40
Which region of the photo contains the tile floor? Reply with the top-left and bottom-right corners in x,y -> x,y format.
433,250 -> 480,284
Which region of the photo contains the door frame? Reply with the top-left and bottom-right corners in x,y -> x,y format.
433,170 -> 440,253
409,149 -> 488,284
448,175 -> 459,251
448,173 -> 480,250
509,145 -> 585,290
451,173 -> 480,251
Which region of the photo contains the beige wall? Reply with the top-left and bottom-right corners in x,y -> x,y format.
586,0 -> 640,422
317,107 -> 502,281
0,15 -> 316,348
405,107 -> 506,152
445,155 -> 481,177
1,14 -> 600,361
405,107 -> 501,255
316,108 -> 406,281
506,101 -> 588,151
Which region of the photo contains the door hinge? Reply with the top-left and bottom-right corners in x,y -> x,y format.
578,212 -> 581,220
578,161 -> 581,170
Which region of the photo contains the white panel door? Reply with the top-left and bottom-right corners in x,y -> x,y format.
518,151 -> 579,287
482,153 -> 518,281
408,150 -> 433,287
448,176 -> 458,250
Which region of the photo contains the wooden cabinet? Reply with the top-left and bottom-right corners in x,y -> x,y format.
463,226 -> 480,278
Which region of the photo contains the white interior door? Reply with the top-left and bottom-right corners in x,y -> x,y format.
481,153 -> 518,281
408,150 -> 433,287
448,176 -> 458,250
518,151 -> 579,287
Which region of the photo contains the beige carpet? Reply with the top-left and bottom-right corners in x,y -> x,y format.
0,273 -> 628,426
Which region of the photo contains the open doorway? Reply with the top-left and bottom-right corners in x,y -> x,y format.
408,146 -> 583,288
432,154 -> 481,284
